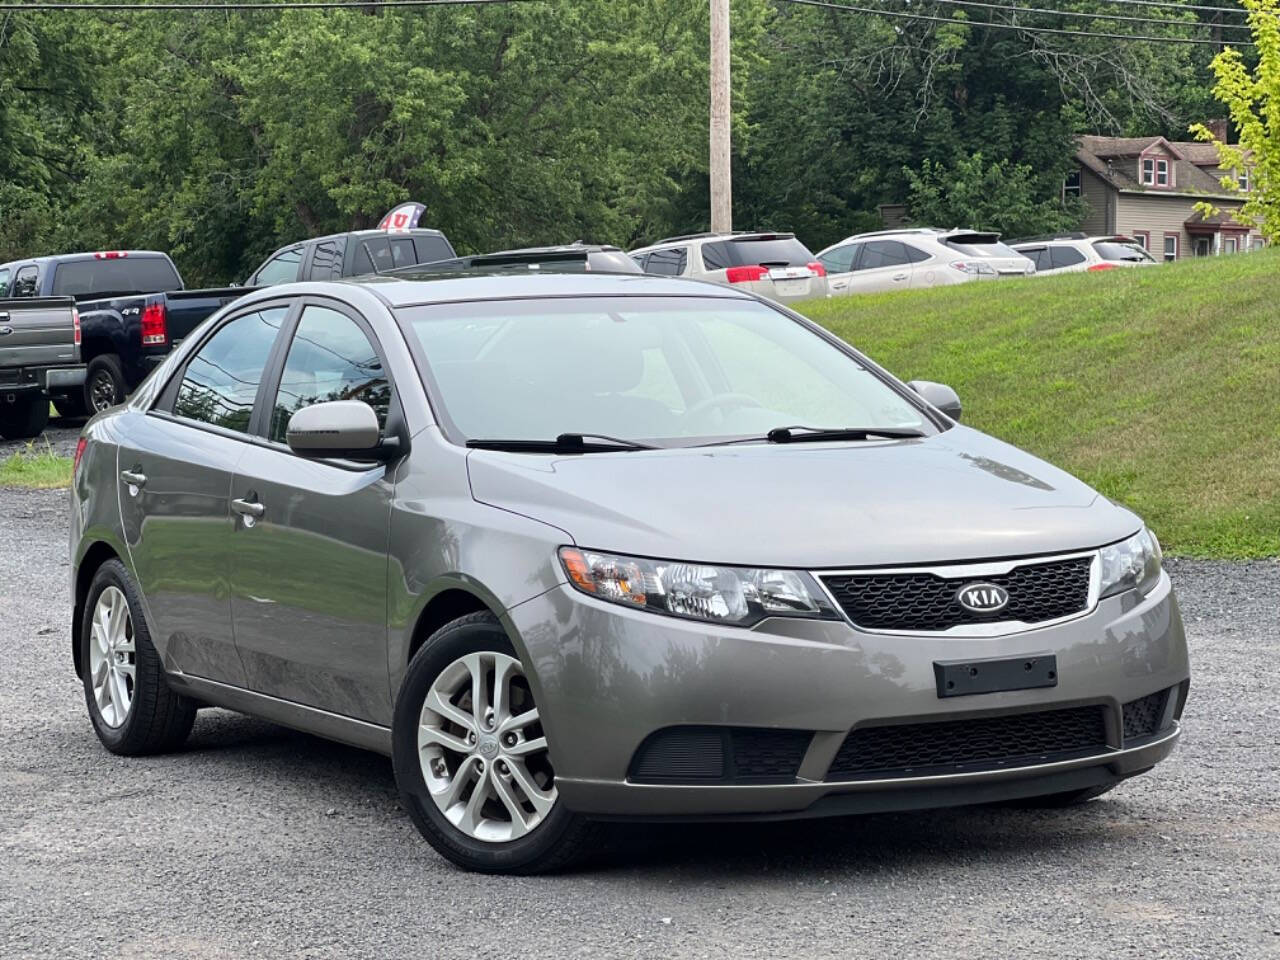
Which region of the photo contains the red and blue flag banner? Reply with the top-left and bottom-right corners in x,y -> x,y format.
377,202 -> 427,233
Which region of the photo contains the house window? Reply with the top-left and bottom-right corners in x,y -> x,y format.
1156,159 -> 1169,187
1133,231 -> 1149,250
1194,237 -> 1211,257
1225,236 -> 1238,254
1238,168 -> 1251,191
1063,170 -> 1082,199
1251,235 -> 1266,251
1163,234 -> 1178,261
1141,158 -> 1155,185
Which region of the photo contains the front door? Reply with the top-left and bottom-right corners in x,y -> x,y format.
116,305 -> 288,685
842,240 -> 914,294
229,301 -> 396,725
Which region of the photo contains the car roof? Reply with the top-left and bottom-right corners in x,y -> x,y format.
330,270 -> 751,308
0,250 -> 171,269
633,231 -> 796,252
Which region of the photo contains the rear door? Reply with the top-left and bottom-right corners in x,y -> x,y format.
228,299 -> 397,724
842,240 -> 914,294
116,303 -> 290,686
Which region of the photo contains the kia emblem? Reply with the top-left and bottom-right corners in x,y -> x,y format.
956,582 -> 1010,614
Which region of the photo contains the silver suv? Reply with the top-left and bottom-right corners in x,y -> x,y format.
816,228 -> 1034,297
629,232 -> 829,304
1010,234 -> 1157,276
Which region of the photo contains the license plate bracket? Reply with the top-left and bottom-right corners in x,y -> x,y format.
934,654 -> 1058,698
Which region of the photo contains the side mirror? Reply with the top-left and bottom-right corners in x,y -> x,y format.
286,400 -> 401,461
908,380 -> 963,421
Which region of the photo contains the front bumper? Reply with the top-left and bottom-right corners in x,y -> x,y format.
506,571 -> 1189,819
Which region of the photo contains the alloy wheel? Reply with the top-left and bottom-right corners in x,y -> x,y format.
88,586 -> 136,727
90,372 -> 117,412
417,651 -> 557,842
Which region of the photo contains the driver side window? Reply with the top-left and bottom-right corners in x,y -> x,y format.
269,305 -> 391,444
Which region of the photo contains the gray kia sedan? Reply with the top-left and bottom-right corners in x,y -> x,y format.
69,271 -> 1189,873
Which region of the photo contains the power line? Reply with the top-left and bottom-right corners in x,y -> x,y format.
1083,0 -> 1249,17
0,0 -> 543,10
927,0 -> 1254,30
778,0 -> 1255,44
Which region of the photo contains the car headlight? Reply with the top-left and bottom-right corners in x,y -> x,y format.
1099,528 -> 1163,598
558,547 -> 839,626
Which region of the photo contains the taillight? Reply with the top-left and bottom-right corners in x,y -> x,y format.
140,301 -> 167,346
1087,263 -> 1118,271
73,437 -> 87,476
93,251 -> 128,260
725,265 -> 769,284
807,261 -> 827,277
72,306 -> 81,347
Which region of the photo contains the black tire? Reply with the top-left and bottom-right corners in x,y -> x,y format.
1011,784 -> 1116,808
0,396 -> 50,440
81,558 -> 196,755
392,611 -> 602,874
53,395 -> 89,419
85,353 -> 127,413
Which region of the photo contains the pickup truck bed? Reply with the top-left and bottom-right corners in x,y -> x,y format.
0,296 -> 83,439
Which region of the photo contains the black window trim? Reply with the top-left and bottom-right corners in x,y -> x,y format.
253,294 -> 405,469
148,297 -> 300,446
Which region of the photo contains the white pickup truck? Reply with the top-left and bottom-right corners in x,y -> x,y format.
0,296 -> 84,439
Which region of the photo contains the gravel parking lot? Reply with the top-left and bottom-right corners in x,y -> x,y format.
1,484 -> 1277,959
0,418 -> 86,460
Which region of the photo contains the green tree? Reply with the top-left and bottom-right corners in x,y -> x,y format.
904,152 -> 1083,236
1190,0 -> 1280,242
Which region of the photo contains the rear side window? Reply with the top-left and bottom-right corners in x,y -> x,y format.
700,243 -> 731,271
644,247 -> 688,276
413,235 -> 454,264
12,266 -> 38,298
50,257 -> 180,297
268,305 -> 391,444
307,240 -> 345,281
254,247 -> 303,286
1017,247 -> 1048,271
857,241 -> 912,270
902,243 -> 931,264
172,308 -> 288,433
818,244 -> 858,274
1050,246 -> 1087,269
588,251 -> 644,274
0,268 -> 10,296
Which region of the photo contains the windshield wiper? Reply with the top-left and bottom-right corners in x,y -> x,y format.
765,425 -> 925,443
466,433 -> 658,453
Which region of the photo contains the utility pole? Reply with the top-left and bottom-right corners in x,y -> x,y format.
709,0 -> 732,233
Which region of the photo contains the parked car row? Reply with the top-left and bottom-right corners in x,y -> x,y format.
0,219 -> 1157,441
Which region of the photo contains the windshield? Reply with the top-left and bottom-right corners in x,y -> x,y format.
1093,241 -> 1154,263
401,296 -> 929,446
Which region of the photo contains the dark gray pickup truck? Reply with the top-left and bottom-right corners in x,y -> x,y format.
0,251 -> 246,416
0,296 -> 82,439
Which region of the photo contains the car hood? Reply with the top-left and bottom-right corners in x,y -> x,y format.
466,426 -> 1140,568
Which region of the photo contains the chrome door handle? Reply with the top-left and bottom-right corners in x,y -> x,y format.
231,498 -> 265,519
120,470 -> 147,487
893,273 -> 908,281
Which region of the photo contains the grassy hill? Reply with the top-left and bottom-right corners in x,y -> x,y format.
801,251 -> 1280,558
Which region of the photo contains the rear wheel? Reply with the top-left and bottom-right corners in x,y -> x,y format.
392,611 -> 601,873
0,396 -> 49,440
85,354 -> 126,413
81,559 -> 196,755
